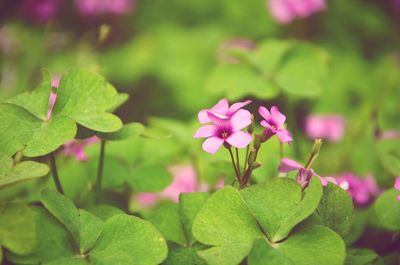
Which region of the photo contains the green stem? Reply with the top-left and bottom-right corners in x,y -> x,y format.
235,148 -> 241,177
228,147 -> 241,184
243,145 -> 249,173
95,139 -> 106,203
49,153 -> 64,194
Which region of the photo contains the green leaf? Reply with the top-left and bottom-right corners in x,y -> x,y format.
6,207 -> 75,264
345,248 -> 379,265
0,161 -> 49,190
248,225 -> 345,265
128,165 -> 172,192
163,242 -> 206,265
252,39 -> 293,74
86,205 -> 124,221
206,64 -> 279,100
192,186 -> 263,265
0,103 -> 41,156
240,177 -> 322,242
90,214 -> 168,265
276,44 -> 329,98
0,203 -> 36,255
377,140 -> 400,176
43,257 -> 90,265
146,203 -> 187,246
41,189 -> 104,253
53,68 -> 122,132
373,189 -> 400,231
97,122 -> 145,141
7,69 -> 52,120
179,192 -> 209,245
317,183 -> 354,237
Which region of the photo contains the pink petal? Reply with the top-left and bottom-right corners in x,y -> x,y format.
228,100 -> 252,114
397,195 -> 400,202
226,131 -> 252,148
270,106 -> 286,126
194,125 -> 216,138
198,109 -> 210,124
258,106 -> 271,121
211,98 -> 229,115
276,128 -> 292,143
207,111 -> 229,125
320,176 -> 338,186
394,176 -> 400,191
136,193 -> 159,207
230,109 -> 252,131
161,165 -> 197,202
202,137 -> 224,154
260,120 -> 272,129
278,158 -> 303,173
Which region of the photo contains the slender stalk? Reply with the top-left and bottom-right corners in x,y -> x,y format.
95,139 -> 106,203
235,148 -> 241,177
243,145 -> 249,173
228,147 -> 240,183
49,153 -> 64,194
279,142 -> 284,159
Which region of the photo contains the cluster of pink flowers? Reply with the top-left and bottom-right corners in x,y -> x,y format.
304,114 -> 346,143
266,0 -> 326,24
18,0 -> 59,23
194,99 -> 291,154
75,0 -> 134,16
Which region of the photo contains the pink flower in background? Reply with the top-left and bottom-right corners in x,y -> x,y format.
135,165 -> 208,207
194,110 -> 252,154
198,98 -> 251,124
278,158 -> 315,188
259,106 -> 292,143
61,136 -> 99,161
267,0 -> 326,24
218,39 -> 256,64
394,176 -> 400,202
333,173 -> 381,206
75,0 -> 134,16
376,130 -> 400,140
19,0 -> 59,23
47,75 -> 60,120
305,114 -> 345,142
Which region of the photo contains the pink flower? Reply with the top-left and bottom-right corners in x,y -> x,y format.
19,0 -> 59,23
75,0 -> 134,16
218,39 -> 256,64
135,165 -> 208,208
394,176 -> 400,202
278,158 -> 315,188
267,0 -> 326,24
46,75 -> 60,120
198,98 -> 251,124
194,110 -> 252,154
376,130 -> 400,140
61,136 -> 99,161
259,105 -> 292,143
333,173 -> 381,206
305,114 -> 345,142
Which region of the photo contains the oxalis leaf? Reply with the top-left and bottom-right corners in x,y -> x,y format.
1,69 -> 123,157
0,160 -> 49,190
316,183 -> 354,238
373,188 -> 400,231
192,178 -> 344,265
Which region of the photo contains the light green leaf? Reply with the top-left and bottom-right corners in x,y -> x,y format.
345,248 -> 379,265
128,165 -> 172,192
179,192 -> 209,245
192,186 -> 263,265
163,242 -> 207,265
0,161 -> 49,189
252,39 -> 293,74
90,214 -> 168,265
97,122 -> 145,141
6,207 -> 75,264
87,205 -> 124,221
0,203 -> 36,255
43,257 -> 89,265
373,189 -> 400,231
248,225 -> 345,265
240,177 -> 322,242
146,203 -> 187,246
317,183 -> 354,237
377,140 -> 400,176
7,69 -> 52,120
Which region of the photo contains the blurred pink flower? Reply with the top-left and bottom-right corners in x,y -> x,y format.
197,98 -> 251,124
376,130 -> 400,140
278,158 -> 315,188
332,173 -> 381,206
218,39 -> 256,64
305,114 -> 345,142
75,0 -> 134,16
259,106 -> 292,143
61,136 -> 99,161
19,0 -> 59,23
46,75 -> 60,120
135,165 -> 209,207
394,176 -> 400,202
194,110 -> 252,154
267,0 -> 326,24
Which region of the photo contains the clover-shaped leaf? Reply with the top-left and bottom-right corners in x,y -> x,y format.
1,69 -> 124,158
373,188 -> 400,231
0,160 -> 49,190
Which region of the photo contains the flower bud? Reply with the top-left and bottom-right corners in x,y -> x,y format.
248,149 -> 256,164
251,162 -> 262,170
311,139 -> 322,158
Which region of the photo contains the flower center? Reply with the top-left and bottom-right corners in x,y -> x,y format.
220,131 -> 229,139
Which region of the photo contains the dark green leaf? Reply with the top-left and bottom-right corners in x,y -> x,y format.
0,161 -> 49,190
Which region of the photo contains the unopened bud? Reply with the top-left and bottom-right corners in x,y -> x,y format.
248,149 -> 256,164
251,162 -> 262,170
254,134 -> 262,149
311,139 -> 322,158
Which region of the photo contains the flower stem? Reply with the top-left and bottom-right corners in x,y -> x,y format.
228,147 -> 240,184
235,148 -> 241,177
95,139 -> 106,203
49,153 -> 64,194
243,145 -> 249,173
